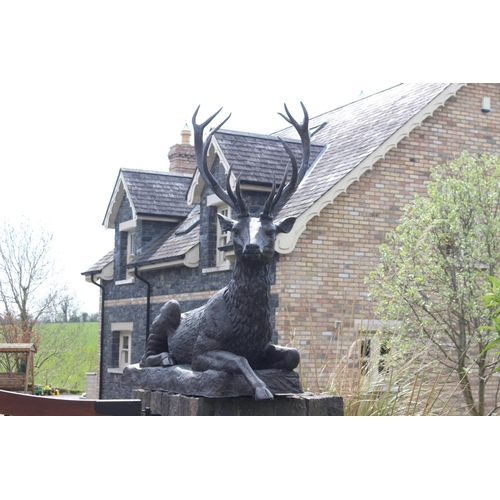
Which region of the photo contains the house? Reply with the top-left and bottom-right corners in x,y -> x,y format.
83,83 -> 500,407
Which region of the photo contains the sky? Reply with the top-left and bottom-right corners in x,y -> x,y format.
0,1 -> 486,313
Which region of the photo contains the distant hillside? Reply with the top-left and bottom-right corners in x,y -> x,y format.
35,322 -> 98,393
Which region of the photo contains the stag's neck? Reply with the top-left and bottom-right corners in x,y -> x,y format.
223,260 -> 274,352
231,260 -> 270,291
225,260 -> 271,312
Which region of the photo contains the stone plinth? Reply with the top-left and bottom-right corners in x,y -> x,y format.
85,372 -> 98,400
132,389 -> 344,416
122,363 -> 304,398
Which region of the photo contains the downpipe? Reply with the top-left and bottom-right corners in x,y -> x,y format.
90,272 -> 105,399
134,265 -> 151,349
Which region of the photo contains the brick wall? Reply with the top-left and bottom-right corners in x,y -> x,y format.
273,83 -> 500,413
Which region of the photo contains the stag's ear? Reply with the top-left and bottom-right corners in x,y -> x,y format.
276,217 -> 297,234
217,213 -> 237,233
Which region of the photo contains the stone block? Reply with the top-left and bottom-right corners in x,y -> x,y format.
274,394 -> 308,416
150,391 -> 163,415
304,393 -> 344,416
192,396 -> 217,416
160,391 -> 171,415
133,390 -> 343,416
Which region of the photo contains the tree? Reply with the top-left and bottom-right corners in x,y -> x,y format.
367,152 -> 500,416
57,293 -> 81,323
0,219 -> 61,346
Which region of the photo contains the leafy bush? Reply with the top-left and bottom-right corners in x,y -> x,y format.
367,152 -> 500,416
481,276 -> 500,372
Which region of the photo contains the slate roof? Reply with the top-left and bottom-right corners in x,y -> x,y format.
87,83 -> 460,273
120,169 -> 192,218
81,250 -> 114,275
131,206 -> 200,266
213,131 -> 326,186
272,83 -> 453,220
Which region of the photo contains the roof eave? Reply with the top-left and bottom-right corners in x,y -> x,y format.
131,243 -> 200,271
103,170 -> 137,229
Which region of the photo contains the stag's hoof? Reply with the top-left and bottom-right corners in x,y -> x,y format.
140,352 -> 174,368
284,348 -> 300,370
254,386 -> 274,401
160,352 -> 175,366
139,355 -> 158,367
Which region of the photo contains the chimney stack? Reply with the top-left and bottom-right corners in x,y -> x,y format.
168,124 -> 196,175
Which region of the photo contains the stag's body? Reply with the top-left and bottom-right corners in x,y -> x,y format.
160,267 -> 273,366
141,103 -> 311,400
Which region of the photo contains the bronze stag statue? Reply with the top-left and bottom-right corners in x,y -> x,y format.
140,103 -> 311,400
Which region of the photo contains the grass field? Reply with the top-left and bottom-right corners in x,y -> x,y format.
35,322 -> 98,393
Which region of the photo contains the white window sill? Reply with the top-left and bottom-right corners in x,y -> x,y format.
366,382 -> 399,394
115,278 -> 135,286
202,262 -> 232,274
107,367 -> 126,374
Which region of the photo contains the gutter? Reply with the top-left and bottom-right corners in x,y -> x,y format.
90,272 -> 105,399
129,254 -> 185,267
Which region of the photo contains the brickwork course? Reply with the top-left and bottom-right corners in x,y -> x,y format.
83,84 -> 500,412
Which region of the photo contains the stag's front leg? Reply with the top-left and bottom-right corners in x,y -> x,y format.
192,350 -> 274,401
255,344 -> 300,370
140,300 -> 180,367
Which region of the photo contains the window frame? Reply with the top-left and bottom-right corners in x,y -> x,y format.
353,320 -> 396,393
119,331 -> 131,368
118,219 -> 137,280
108,322 -> 133,374
126,230 -> 136,264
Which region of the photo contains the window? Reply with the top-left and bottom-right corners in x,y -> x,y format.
118,219 -> 137,282
348,329 -> 391,391
109,322 -> 133,373
360,336 -> 390,379
216,205 -> 232,266
119,332 -> 131,368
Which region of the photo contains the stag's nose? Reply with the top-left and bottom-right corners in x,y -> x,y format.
244,244 -> 260,254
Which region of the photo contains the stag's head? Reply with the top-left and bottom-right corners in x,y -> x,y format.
193,103 -> 311,265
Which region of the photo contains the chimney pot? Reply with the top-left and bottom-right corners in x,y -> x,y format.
181,123 -> 191,145
168,125 -> 196,175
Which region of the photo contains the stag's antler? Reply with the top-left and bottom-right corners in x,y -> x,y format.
192,106 -> 249,217
261,102 -> 311,217
193,103 -> 311,219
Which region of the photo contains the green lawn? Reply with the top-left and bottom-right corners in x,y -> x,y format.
35,322 -> 98,393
